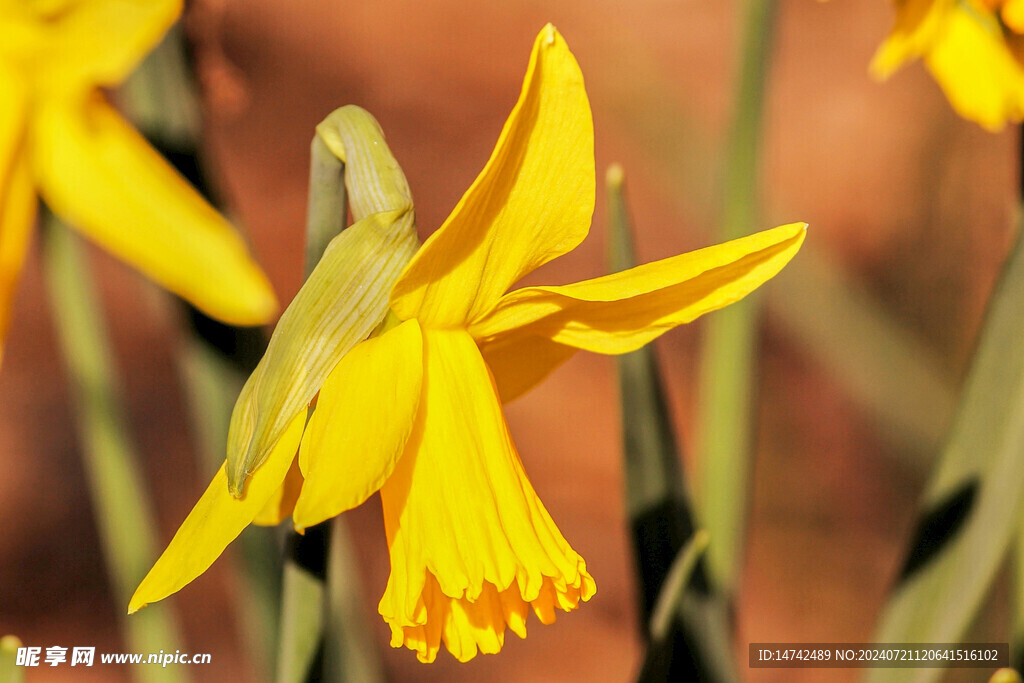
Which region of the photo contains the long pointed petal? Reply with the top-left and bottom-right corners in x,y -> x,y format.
128,412 -> 305,613
378,329 -> 593,663
0,67 -> 35,367
292,319 -> 423,531
31,96 -> 277,325
225,107 -> 419,494
390,24 -> 594,327
470,224 -> 805,385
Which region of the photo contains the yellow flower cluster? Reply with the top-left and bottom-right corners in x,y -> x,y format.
872,0 -> 1024,130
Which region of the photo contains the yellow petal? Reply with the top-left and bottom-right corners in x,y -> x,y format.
41,0 -> 182,88
923,2 -> 1024,130
470,223 -> 806,358
390,24 -> 594,328
225,107 -> 419,494
0,67 -> 35,368
292,319 -> 423,531
378,329 -> 594,663
128,412 -> 305,613
870,0 -> 956,78
252,453 -> 304,527
31,95 -> 277,325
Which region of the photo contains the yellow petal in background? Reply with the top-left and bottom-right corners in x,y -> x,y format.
225,107 -> 419,494
870,0 -> 956,78
40,0 -> 182,89
1003,0 -> 1024,32
471,223 -> 806,356
128,412 -> 306,613
378,329 -> 593,663
292,319 -> 423,531
923,2 -> 1024,130
390,24 -> 594,328
31,95 -> 277,325
0,67 -> 35,367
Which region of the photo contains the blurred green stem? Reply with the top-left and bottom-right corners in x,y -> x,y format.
123,23 -> 282,671
696,0 -> 777,597
43,215 -> 184,683
0,636 -> 22,683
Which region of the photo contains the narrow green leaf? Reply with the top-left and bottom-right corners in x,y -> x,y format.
868,227 -> 1024,683
608,167 -> 737,683
43,217 -> 185,683
696,0 -> 777,597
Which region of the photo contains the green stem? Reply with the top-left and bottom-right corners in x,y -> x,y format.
276,129 -> 382,683
0,636 -> 22,683
696,0 -> 777,597
43,216 -> 184,683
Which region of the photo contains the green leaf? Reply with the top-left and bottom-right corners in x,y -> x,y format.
868,227 -> 1024,683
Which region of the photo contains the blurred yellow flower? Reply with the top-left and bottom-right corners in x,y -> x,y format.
872,0 -> 1024,130
0,0 -> 277,366
129,25 -> 806,662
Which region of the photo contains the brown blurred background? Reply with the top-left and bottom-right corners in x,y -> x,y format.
0,0 -> 1018,681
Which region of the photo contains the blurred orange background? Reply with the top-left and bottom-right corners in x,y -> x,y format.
0,0 -> 1017,681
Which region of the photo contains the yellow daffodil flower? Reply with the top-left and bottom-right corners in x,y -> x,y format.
129,25 -> 806,663
871,0 -> 1024,130
0,0 -> 277,366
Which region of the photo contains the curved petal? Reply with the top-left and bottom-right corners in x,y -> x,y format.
225,108 -> 419,494
45,0 -> 182,88
292,319 -> 423,531
390,24 -> 594,327
470,223 -> 806,356
31,95 -> 277,325
922,3 -> 1024,130
378,329 -> 594,663
128,412 -> 306,613
0,67 -> 35,367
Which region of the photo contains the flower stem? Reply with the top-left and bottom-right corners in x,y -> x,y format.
42,215 -> 185,683
696,0 -> 777,598
0,635 -> 23,683
275,130 -> 382,683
